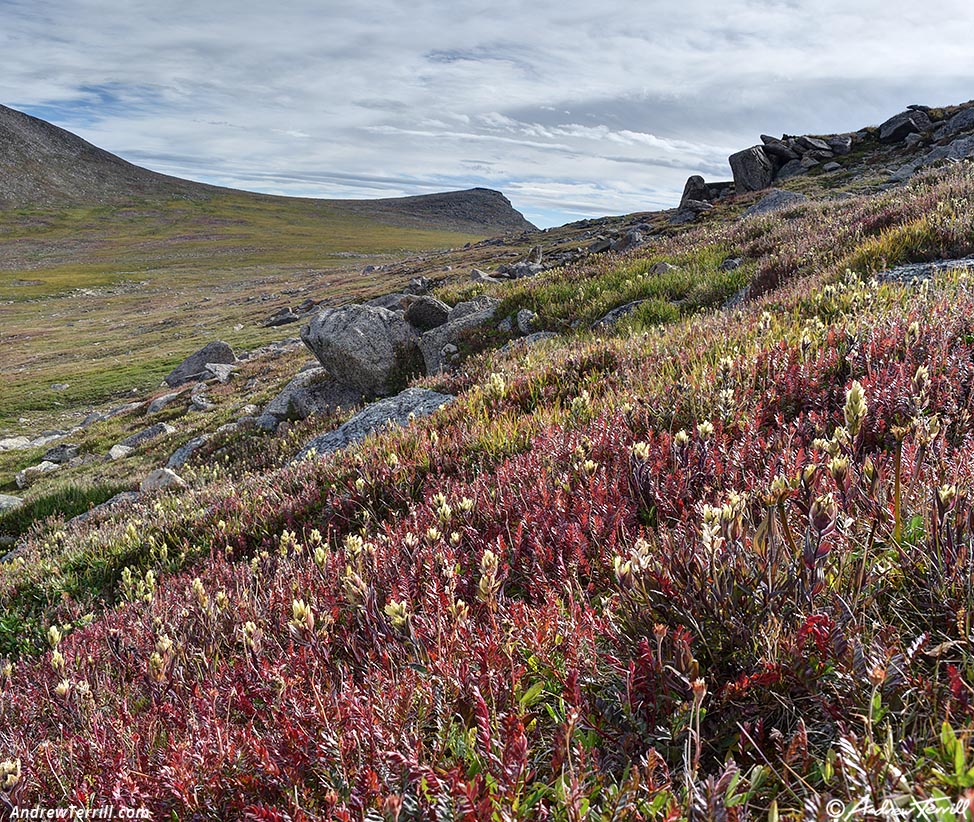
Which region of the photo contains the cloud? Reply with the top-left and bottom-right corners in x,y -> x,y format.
2,0 -> 974,225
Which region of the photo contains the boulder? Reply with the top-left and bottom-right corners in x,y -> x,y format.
420,300 -> 500,374
404,277 -> 430,296
527,245 -> 543,264
119,422 -> 176,449
592,301 -> 650,330
470,269 -> 503,284
42,443 -> 80,464
167,436 -> 212,470
775,160 -> 805,180
760,140 -> 800,163
262,368 -> 363,423
15,461 -> 59,489
140,468 -> 187,493
649,262 -> 680,276
0,437 -> 30,451
404,296 -> 451,330
921,135 -> 974,165
107,444 -> 134,461
822,161 -> 842,172
610,229 -> 645,252
165,341 -> 236,387
729,146 -> 775,193
448,296 -> 500,323
65,492 -> 140,529
719,258 -> 743,271
295,388 -> 455,460
0,494 -> 24,515
516,309 -> 538,335
827,135 -> 853,155
879,109 -> 932,143
680,175 -> 709,206
365,293 -> 411,311
147,390 -> 187,414
794,136 -> 831,153
264,307 -> 301,327
587,237 -> 612,254
942,108 -> 974,137
301,305 -> 423,396
742,189 -> 809,218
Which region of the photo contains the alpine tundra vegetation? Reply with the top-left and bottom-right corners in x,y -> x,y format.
4,98 -> 974,819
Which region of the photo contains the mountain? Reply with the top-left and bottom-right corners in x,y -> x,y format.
0,103 -> 534,233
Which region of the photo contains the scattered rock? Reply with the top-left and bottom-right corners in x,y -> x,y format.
42,443 -> 80,464
404,296 -> 451,330
775,159 -> 806,180
365,293 -> 411,311
826,135 -> 853,155
404,277 -> 430,295
262,368 -> 363,424
729,146 -> 775,193
167,436 -> 211,470
50,383 -> 70,391
878,109 -> 932,143
587,237 -> 612,254
107,444 -> 134,461
610,229 -> 645,252
680,175 -> 709,205
527,245 -> 543,264
448,296 -> 500,323
65,491 -> 141,529
301,304 -> 423,396
592,300 -> 649,330
165,341 -> 236,387
295,388 -> 454,460
516,309 -> 538,335
204,362 -> 237,383
0,494 -> 24,515
15,461 -> 59,489
264,307 -> 301,327
941,108 -> 974,138
822,161 -> 842,172
719,258 -> 743,271
470,269 -> 503,284
922,135 -> 974,165
419,299 -> 500,374
140,468 -> 187,493
119,422 -> 176,449
0,437 -> 30,451
649,262 -> 680,276
875,256 -> 974,284
742,189 -> 809,218
147,390 -> 187,414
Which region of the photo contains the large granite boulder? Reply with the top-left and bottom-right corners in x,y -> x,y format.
404,296 -> 451,330
680,175 -> 709,206
301,305 -> 422,396
165,341 -> 236,387
419,298 -> 500,374
295,388 -> 454,460
742,189 -> 809,218
729,146 -> 775,193
879,109 -> 932,143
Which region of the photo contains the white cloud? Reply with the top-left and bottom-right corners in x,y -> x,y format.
2,0 -> 974,225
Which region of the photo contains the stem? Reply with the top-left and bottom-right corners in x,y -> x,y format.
893,441 -> 903,545
778,502 -> 798,557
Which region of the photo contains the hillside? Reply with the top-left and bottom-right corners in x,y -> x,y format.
2,99 -> 974,817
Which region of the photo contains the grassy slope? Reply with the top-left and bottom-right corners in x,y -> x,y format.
0,193 -> 485,428
2,164 -> 974,815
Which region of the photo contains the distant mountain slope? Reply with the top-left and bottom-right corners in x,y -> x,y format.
0,104 -> 534,233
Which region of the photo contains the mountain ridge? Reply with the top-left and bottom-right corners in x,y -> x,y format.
0,103 -> 535,233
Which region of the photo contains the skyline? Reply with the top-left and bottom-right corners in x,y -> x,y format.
3,0 -> 974,227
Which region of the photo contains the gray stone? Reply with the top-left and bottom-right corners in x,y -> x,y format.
611,229 -> 645,252
470,269 -> 504,284
921,135 -> 974,165
167,436 -> 211,469
826,135 -> 853,155
905,133 -> 924,147
668,209 -> 698,226
729,146 -> 775,193
15,461 -> 59,489
719,258 -> 743,271
516,309 -> 538,335
295,388 -> 455,460
587,237 -> 612,253
204,362 -> 237,383
404,277 -> 430,296
592,301 -> 649,330
505,261 -> 543,278
680,175 -> 709,205
0,437 -> 30,451
760,140 -> 800,163
264,307 -> 301,327
794,135 -> 831,153
775,159 -> 806,180
165,341 -> 236,387
649,262 -> 680,276
742,189 -> 809,218
879,110 -> 932,143
365,293 -> 410,311
140,468 -> 186,493
262,368 -> 363,422
119,422 -> 176,449
497,315 -> 514,334
822,161 -> 842,172
942,108 -> 974,137
420,301 -> 499,374
404,296 -> 451,330
447,296 -> 500,323
42,443 -> 80,464
527,245 -> 543,264
0,494 -> 24,515
107,444 -> 134,461
148,390 -> 186,414
800,154 -> 821,170
301,304 -> 423,395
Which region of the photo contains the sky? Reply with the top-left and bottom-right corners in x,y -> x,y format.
2,1 -> 974,227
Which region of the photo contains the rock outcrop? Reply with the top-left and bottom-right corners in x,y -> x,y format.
165,341 -> 236,388
729,147 -> 776,193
